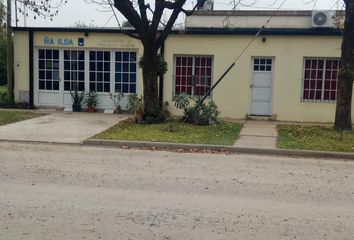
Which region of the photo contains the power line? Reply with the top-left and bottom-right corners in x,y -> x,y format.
107,0 -> 122,29
311,0 -> 319,10
102,14 -> 114,27
231,0 -> 288,64
200,0 -> 289,103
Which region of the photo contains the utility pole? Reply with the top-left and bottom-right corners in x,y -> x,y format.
14,0 -> 17,27
7,0 -> 14,103
23,1 -> 26,27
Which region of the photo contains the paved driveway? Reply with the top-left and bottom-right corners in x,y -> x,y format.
0,112 -> 127,143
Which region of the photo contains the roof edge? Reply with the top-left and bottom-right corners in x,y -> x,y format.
13,26 -> 342,36
176,27 -> 342,36
192,10 -> 345,16
13,27 -> 133,34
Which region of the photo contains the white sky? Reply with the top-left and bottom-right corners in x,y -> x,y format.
12,0 -> 343,28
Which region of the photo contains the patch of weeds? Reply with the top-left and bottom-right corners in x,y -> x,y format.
0,110 -> 43,126
277,124 -> 354,152
94,120 -> 242,146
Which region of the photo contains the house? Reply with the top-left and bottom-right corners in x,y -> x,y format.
12,9 -> 349,122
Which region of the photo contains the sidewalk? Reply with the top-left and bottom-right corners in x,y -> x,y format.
0,112 -> 128,144
234,120 -> 277,149
1,112 -> 354,160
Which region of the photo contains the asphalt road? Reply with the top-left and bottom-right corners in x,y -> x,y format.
1,142 -> 354,240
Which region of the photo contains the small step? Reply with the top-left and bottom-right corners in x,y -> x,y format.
247,115 -> 274,121
37,107 -> 65,112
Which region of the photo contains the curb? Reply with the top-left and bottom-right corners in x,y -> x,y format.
84,139 -> 354,161
1,138 -> 354,161
0,139 -> 83,147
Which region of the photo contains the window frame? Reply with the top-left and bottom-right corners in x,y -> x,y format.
253,58 -> 273,72
114,51 -> 137,94
301,57 -> 341,103
38,49 -> 60,91
63,50 -> 85,92
173,54 -> 214,97
89,50 -> 112,93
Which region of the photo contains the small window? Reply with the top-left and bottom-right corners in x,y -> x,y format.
253,58 -> 272,72
302,58 -> 340,102
174,55 -> 213,96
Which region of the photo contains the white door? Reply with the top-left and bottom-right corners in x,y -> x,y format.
62,49 -> 86,106
35,48 -> 62,106
250,58 -> 273,116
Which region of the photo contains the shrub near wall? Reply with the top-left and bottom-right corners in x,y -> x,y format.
0,86 -> 11,107
0,36 -> 6,86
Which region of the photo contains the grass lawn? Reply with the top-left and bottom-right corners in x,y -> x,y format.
0,85 -> 6,93
0,110 -> 43,126
277,125 -> 354,152
94,121 -> 243,146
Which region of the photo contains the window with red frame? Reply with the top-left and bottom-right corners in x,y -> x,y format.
174,56 -> 212,96
302,58 -> 340,101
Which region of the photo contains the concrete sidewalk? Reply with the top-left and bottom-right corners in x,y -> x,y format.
0,112 -> 128,144
1,113 -> 354,160
234,120 -> 277,149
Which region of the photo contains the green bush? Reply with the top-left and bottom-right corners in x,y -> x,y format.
172,93 -> 220,125
84,91 -> 98,108
128,94 -> 144,123
184,100 -> 220,125
0,89 -> 12,107
0,36 -> 6,86
128,94 -> 170,124
144,105 -> 169,124
109,91 -> 124,113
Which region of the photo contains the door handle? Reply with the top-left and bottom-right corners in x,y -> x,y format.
250,84 -> 254,88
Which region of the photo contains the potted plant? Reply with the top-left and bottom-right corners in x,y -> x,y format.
85,91 -> 97,113
109,91 -> 124,114
70,84 -> 85,112
128,94 -> 144,124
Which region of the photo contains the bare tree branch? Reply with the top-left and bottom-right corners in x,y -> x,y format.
150,0 -> 165,32
137,0 -> 149,27
16,0 -> 67,20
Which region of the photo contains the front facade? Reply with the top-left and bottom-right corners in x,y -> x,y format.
13,10 -> 353,123
14,30 -> 143,110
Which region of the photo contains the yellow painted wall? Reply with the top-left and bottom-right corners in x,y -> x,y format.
13,30 -> 351,123
164,34 -> 351,123
13,31 -> 29,101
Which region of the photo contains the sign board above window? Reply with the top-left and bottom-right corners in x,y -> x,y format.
43,37 -> 85,47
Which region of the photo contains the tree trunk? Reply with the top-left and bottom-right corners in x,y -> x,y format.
141,44 -> 161,122
334,0 -> 354,131
6,0 -> 14,103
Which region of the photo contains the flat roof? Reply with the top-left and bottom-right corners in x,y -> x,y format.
192,10 -> 344,16
13,26 -> 342,36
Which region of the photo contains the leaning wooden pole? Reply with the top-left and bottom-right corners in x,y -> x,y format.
6,0 -> 14,103
199,62 -> 236,105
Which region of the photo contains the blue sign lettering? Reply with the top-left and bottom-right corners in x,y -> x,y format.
57,38 -> 74,46
44,36 -> 74,46
44,36 -> 55,45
